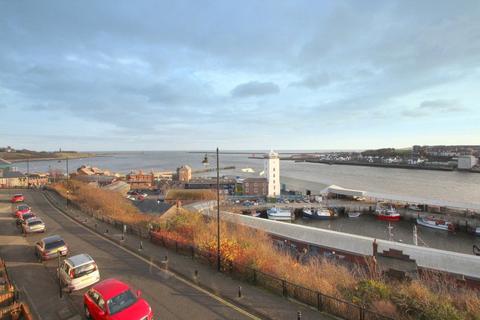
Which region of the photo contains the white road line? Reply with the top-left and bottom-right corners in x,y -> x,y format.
42,192 -> 262,320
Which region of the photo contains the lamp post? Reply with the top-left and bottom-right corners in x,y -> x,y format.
202,148 -> 221,271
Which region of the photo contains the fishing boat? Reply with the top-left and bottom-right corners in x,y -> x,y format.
267,207 -> 292,221
302,207 -> 336,220
416,216 -> 455,231
375,203 -> 400,221
348,211 -> 361,218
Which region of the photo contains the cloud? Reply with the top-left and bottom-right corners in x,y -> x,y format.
419,99 -> 464,112
289,73 -> 332,89
402,99 -> 466,117
230,81 -> 280,98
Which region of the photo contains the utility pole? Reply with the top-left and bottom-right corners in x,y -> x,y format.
216,147 -> 221,272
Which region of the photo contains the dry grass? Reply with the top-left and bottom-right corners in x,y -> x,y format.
165,189 -> 217,202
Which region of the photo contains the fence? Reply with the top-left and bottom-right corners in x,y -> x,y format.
149,232 -> 394,320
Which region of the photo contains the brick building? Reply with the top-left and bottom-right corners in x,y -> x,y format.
243,178 -> 268,196
126,171 -> 155,190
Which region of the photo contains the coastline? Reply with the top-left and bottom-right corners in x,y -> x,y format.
8,154 -> 102,163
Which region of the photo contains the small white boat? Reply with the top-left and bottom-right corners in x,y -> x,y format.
416,216 -> 455,231
303,207 -> 336,220
267,207 -> 292,221
348,211 -> 361,218
475,227 -> 480,236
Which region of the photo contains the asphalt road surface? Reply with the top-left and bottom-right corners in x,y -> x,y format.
0,190 -> 257,320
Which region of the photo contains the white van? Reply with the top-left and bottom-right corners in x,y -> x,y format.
59,254 -> 100,292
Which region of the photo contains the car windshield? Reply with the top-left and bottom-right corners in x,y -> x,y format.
107,289 -> 137,315
45,240 -> 65,250
72,262 -> 97,279
28,220 -> 43,226
18,205 -> 29,210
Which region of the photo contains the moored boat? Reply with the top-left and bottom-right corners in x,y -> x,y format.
267,207 -> 292,221
348,211 -> 361,218
375,202 -> 400,221
416,216 -> 455,231
303,207 -> 336,220
474,227 -> 480,236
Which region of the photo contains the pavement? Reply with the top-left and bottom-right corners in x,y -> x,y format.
0,189 -> 334,320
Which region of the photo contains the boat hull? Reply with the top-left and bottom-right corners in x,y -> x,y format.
416,218 -> 452,231
348,212 -> 361,218
267,214 -> 292,221
376,215 -> 400,221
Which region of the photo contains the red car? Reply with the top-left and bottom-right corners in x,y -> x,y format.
14,204 -> 31,218
11,194 -> 24,203
83,279 -> 153,320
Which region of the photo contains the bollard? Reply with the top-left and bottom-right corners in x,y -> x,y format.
297,311 -> 301,320
121,233 -> 125,241
105,228 -> 109,234
238,286 -> 242,298
94,223 -> 97,229
194,270 -> 198,278
139,241 -> 143,250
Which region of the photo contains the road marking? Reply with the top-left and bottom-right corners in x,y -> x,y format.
43,193 -> 262,320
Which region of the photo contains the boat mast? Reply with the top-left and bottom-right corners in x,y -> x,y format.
413,225 -> 418,246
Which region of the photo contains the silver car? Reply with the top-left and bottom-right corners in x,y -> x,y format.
22,217 -> 46,234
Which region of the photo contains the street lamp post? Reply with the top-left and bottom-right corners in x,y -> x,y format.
202,148 -> 221,271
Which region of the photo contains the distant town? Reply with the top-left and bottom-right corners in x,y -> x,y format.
275,145 -> 480,172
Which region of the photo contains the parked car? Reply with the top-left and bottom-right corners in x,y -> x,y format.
16,212 -> 36,226
14,204 -> 31,218
59,254 -> 100,292
11,194 -> 24,203
35,235 -> 68,260
84,278 -> 153,320
22,217 -> 46,234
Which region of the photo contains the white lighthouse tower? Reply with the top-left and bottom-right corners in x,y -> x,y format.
265,150 -> 280,198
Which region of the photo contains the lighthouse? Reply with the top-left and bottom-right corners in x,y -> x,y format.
265,150 -> 280,198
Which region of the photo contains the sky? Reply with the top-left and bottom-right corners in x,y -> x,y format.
0,0 -> 479,151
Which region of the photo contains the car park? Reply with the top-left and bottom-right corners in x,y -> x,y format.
21,217 -> 46,234
59,254 -> 100,292
35,235 -> 68,260
84,278 -> 153,320
14,204 -> 31,218
16,212 -> 36,226
11,194 -> 24,203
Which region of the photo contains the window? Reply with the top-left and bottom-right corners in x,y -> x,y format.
107,290 -> 137,315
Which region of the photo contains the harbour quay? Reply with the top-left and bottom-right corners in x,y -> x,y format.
190,201 -> 480,288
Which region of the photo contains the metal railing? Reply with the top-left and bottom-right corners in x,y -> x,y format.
150,232 -> 394,320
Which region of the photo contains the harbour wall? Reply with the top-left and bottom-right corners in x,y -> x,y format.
188,201 -> 480,282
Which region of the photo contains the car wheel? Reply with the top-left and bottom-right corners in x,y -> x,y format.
84,305 -> 91,319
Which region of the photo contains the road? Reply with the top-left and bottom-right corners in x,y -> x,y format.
0,189 -> 257,320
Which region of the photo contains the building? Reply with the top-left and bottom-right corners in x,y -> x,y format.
0,158 -> 12,177
183,177 -> 236,195
458,155 -> 478,170
176,165 -> 192,182
126,171 -> 155,190
243,178 -> 268,196
265,150 -> 280,198
27,173 -> 49,187
0,170 -> 26,188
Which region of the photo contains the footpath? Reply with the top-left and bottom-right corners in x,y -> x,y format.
44,189 -> 335,320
